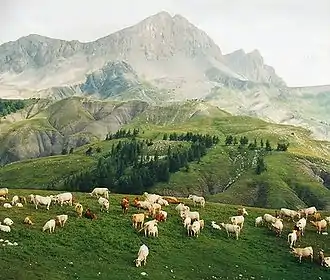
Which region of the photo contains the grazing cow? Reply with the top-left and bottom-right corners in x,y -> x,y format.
84,208 -> 97,220
220,223 -> 241,240
296,218 -> 307,236
319,250 -> 330,267
0,188 -> 8,198
121,197 -> 129,214
188,194 -> 205,208
163,196 -> 180,204
56,214 -> 68,227
24,216 -> 34,225
54,192 -> 73,206
147,224 -> 158,237
3,203 -> 12,208
237,207 -> 248,216
3,218 -> 14,226
188,220 -> 201,237
132,213 -> 148,229
288,230 -> 298,248
263,213 -> 277,228
143,192 -> 161,204
310,219 -> 327,234
0,224 -> 11,232
280,208 -> 300,221
230,215 -> 245,230
181,209 -> 200,222
42,219 -> 56,233
290,247 -> 313,263
134,244 -> 149,267
139,220 -> 158,237
90,187 -> 109,199
33,195 -> 52,210
11,195 -> 19,206
183,217 -> 192,228
98,197 -> 110,212
255,216 -> 263,227
136,201 -> 152,211
156,197 -> 169,206
155,211 -> 167,222
271,218 -> 284,236
299,206 -> 317,219
148,203 -> 161,217
189,221 -> 201,237
74,203 -> 84,218
175,203 -> 189,214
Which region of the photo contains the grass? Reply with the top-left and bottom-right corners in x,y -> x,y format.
0,190 -> 329,280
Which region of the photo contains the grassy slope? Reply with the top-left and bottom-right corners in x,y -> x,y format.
0,100 -> 330,209
0,190 -> 329,280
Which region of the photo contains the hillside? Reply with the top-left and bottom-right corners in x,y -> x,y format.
0,11 -> 329,140
0,191 -> 329,280
1,100 -> 330,210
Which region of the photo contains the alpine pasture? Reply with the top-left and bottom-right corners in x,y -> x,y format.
0,189 -> 329,280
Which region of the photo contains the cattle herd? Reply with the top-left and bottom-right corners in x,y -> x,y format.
0,187 -> 330,269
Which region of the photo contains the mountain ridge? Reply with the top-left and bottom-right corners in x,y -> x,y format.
0,11 -> 329,141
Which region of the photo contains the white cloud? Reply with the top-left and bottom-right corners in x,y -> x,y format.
0,0 -> 329,86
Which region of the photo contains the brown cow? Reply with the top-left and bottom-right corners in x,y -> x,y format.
84,208 -> 97,220
121,197 -> 129,214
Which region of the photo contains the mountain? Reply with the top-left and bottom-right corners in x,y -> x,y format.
0,11 -> 329,141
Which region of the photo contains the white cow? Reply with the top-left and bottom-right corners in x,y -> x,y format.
3,203 -> 12,208
143,192 -> 161,203
183,217 -> 192,228
288,230 -> 298,248
220,223 -> 241,240
0,223 -> 11,232
42,219 -> 56,233
188,195 -> 205,208
135,244 -> 149,267
189,220 -> 201,237
230,215 -> 245,229
296,217 -> 307,236
280,208 -> 301,220
56,215 -> 68,227
33,195 -> 52,210
11,195 -> 19,206
255,216 -> 263,227
90,187 -> 109,199
175,203 -> 189,214
98,197 -> 110,212
54,192 -> 73,206
3,218 -> 14,226
181,209 -> 200,221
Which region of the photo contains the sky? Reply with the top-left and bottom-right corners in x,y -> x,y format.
1,0 -> 329,87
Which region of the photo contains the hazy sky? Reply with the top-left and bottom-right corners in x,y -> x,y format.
1,0 -> 329,86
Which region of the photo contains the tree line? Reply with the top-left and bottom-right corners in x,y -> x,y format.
64,132 -> 217,193
0,99 -> 27,117
224,135 -> 289,152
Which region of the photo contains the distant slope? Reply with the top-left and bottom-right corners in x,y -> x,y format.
1,103 -> 330,210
